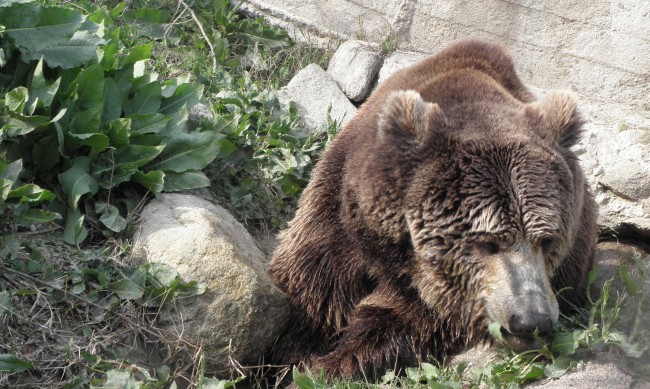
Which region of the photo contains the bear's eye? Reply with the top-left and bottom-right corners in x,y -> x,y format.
539,237 -> 556,253
476,241 -> 500,255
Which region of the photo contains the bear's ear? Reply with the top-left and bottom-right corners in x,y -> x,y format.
377,90 -> 445,143
524,90 -> 584,148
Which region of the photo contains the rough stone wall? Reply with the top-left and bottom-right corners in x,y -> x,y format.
236,0 -> 650,109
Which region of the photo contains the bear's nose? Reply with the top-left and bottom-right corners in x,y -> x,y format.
508,312 -> 554,335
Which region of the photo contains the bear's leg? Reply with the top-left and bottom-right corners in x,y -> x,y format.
313,290 -> 440,380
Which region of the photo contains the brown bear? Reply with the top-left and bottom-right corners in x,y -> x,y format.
268,39 -> 596,379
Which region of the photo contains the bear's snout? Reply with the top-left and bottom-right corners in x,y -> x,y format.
508,309 -> 554,336
481,241 -> 559,341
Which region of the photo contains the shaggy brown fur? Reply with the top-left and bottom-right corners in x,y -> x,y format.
268,39 -> 596,379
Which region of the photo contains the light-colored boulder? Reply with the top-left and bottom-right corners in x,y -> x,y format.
377,51 -> 426,84
284,63 -> 357,133
574,101 -> 650,237
327,40 -> 383,102
132,193 -> 288,370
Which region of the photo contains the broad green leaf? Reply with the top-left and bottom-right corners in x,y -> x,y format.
131,72 -> 159,93
94,145 -> 164,174
158,105 -> 188,138
238,18 -> 290,50
161,74 -> 190,98
163,171 -> 210,192
118,43 -> 152,66
7,184 -> 55,203
104,119 -> 130,148
26,27 -> 106,69
70,108 -> 101,135
114,66 -> 134,96
32,135 -> 61,173
0,354 -> 33,373
17,208 -> 60,224
543,356 -> 575,379
143,263 -> 178,287
0,159 -> 22,184
212,36 -> 228,65
5,86 -> 28,113
95,202 -> 127,232
278,174 -> 304,197
109,278 -> 143,300
101,78 -> 122,124
29,58 -> 61,108
550,331 -> 584,356
0,291 -> 11,316
0,4 -> 85,52
130,113 -> 172,135
96,163 -> 138,189
100,31 -> 120,70
159,83 -> 203,115
58,156 -> 98,209
102,369 -> 140,389
70,64 -> 105,109
67,132 -> 109,159
0,3 -> 105,69
419,362 -> 439,380
0,179 -> 12,202
132,170 -> 164,193
123,81 -> 161,116
63,207 -> 87,246
1,111 -> 51,137
146,132 -> 221,173
518,362 -> 545,380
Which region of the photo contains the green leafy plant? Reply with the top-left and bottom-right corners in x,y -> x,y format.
0,1 -> 221,246
209,82 -> 337,229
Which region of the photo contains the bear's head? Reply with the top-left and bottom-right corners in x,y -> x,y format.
373,85 -> 586,349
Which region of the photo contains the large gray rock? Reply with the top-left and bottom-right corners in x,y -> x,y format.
327,40 -> 383,102
132,193 -> 288,370
575,101 -> 650,237
284,64 -> 357,133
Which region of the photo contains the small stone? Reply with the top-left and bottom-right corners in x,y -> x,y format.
327,40 -> 383,102
188,102 -> 213,123
284,64 -> 357,135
